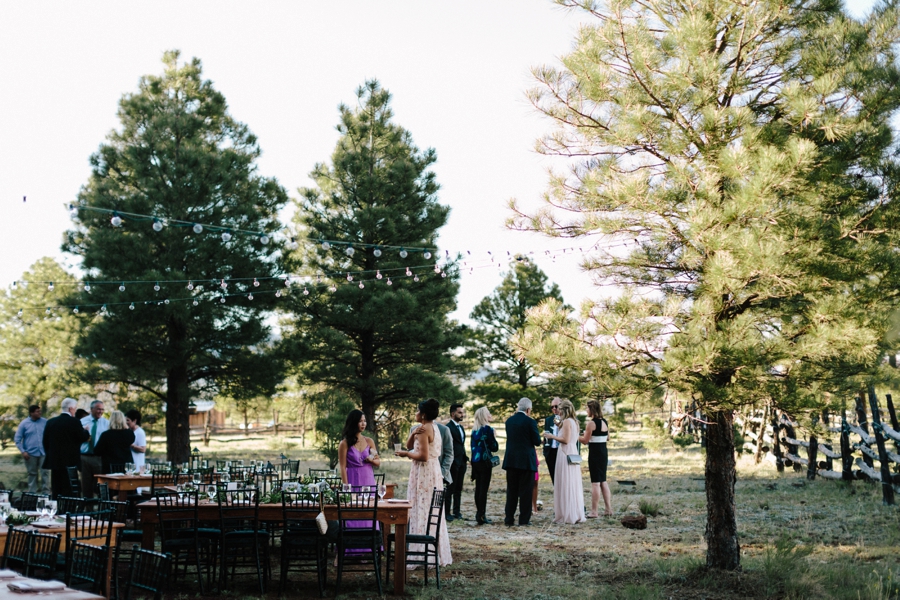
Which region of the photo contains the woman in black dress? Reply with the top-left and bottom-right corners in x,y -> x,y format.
93,410 -> 136,473
578,400 -> 612,517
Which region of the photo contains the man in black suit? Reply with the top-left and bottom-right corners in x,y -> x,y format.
445,403 -> 467,521
502,397 -> 541,526
42,397 -> 90,498
542,397 -> 562,484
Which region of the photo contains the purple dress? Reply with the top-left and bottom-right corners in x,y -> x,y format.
345,445 -> 378,544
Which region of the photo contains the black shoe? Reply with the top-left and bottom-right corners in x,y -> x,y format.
446,514 -> 456,522
453,513 -> 463,521
482,517 -> 493,525
504,521 -> 514,527
519,521 -> 532,527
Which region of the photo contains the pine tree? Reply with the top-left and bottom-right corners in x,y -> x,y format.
64,51 -> 289,462
282,81 -> 464,441
513,0 -> 900,569
468,256 -> 568,414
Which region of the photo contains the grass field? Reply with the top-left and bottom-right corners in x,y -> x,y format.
5,425 -> 898,599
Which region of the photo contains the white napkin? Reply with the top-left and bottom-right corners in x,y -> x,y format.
7,580 -> 66,592
0,570 -> 19,579
107,473 -> 125,476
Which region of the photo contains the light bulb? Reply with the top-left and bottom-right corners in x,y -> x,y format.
345,246 -> 355,257
386,278 -> 392,286
329,285 -> 337,292
220,280 -> 228,289
220,297 -> 226,303
45,308 -> 50,314
221,231 -> 232,242
414,275 -> 419,282
434,265 -> 441,273
253,278 -> 259,287
119,284 -> 126,292
376,271 -> 382,280
359,282 -> 364,289
322,241 -> 331,250
441,272 -> 447,278
373,248 -> 382,257
284,278 -> 291,287
101,305 -> 107,312
164,299 -> 170,304
424,251 -> 432,259
152,220 -> 164,232
17,309 -> 22,317
347,274 -> 353,282
129,303 -> 135,310
303,288 -> 309,296
260,234 -> 270,245
73,307 -> 78,314
154,283 -> 160,292
192,300 -> 199,306
83,283 -> 91,292
248,293 -> 254,300
69,204 -> 78,218
406,268 -> 412,277
193,223 -> 203,234
275,290 -> 281,298
48,283 -> 54,291
187,281 -> 194,290
399,249 -> 408,259
111,215 -> 122,227
287,238 -> 298,250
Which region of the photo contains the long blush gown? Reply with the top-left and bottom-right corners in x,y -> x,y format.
553,418 -> 586,524
406,426 -> 452,566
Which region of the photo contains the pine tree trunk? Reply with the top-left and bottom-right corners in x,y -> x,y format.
705,409 -> 740,570
360,330 -> 379,447
166,363 -> 192,463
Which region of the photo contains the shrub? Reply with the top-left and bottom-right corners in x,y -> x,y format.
639,499 -> 661,517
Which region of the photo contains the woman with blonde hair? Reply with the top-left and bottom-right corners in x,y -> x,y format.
93,410 -> 135,474
542,399 -> 585,524
470,407 -> 498,525
578,399 -> 613,517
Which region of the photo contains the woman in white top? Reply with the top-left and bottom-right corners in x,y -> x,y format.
124,409 -> 147,468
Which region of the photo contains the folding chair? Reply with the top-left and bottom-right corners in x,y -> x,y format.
217,487 -> 269,594
123,548 -> 171,600
280,490 -> 328,596
64,541 -> 108,595
334,487 -> 382,597
386,487 -> 446,589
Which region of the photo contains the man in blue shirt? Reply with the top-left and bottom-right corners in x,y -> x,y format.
15,405 -> 50,494
79,400 -> 109,498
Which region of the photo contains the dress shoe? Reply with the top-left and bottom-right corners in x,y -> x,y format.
446,514 -> 456,522
481,517 -> 493,525
504,521 -> 515,527
453,513 -> 463,520
518,521 -> 533,527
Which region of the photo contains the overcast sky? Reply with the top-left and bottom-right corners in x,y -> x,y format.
0,0 -> 877,324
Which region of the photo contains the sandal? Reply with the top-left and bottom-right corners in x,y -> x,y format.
586,513 -> 599,519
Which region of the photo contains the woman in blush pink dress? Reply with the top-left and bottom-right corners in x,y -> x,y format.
542,399 -> 585,525
395,398 -> 452,567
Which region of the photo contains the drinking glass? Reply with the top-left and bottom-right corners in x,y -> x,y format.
125,462 -> 134,475
378,485 -> 387,500
238,460 -> 244,467
342,483 -> 351,493
192,472 -> 202,486
47,501 -> 57,520
225,461 -> 232,470
0,492 -> 9,503
207,485 -> 217,502
181,463 -> 189,475
394,443 -> 402,454
221,472 -> 231,484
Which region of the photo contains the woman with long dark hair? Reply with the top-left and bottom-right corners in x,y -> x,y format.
338,409 -> 381,486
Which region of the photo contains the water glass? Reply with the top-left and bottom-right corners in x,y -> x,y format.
221,472 -> 231,484
125,462 -> 135,475
378,485 -> 387,500
394,443 -> 402,453
342,483 -> 352,493
207,485 -> 217,502
192,472 -> 202,486
47,501 -> 57,519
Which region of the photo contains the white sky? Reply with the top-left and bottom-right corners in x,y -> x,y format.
0,0 -> 877,324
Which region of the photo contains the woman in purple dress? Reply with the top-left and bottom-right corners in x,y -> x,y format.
338,410 -> 381,544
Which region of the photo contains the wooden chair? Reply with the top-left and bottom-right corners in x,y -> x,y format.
1,527 -> 31,573
123,548 -> 171,600
155,490 -> 211,594
64,540 -> 108,595
334,488 -> 382,597
57,495 -> 89,515
280,490 -> 328,597
216,487 -> 269,594
25,531 -> 62,580
386,487 -> 446,589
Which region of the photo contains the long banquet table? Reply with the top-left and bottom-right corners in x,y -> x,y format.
138,498 -> 414,594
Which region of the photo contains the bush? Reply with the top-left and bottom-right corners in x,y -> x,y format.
672,433 -> 695,450
642,417 -> 668,452
639,499 -> 661,517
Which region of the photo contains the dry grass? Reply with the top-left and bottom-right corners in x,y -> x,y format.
6,426 -> 899,599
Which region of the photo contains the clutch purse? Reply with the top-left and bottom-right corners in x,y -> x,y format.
566,454 -> 582,465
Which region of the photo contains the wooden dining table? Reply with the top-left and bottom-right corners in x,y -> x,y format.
0,573 -> 104,600
0,520 -> 123,597
138,498 -> 414,595
94,473 -> 153,501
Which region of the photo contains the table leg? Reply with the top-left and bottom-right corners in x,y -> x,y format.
117,489 -> 129,502
393,524 -> 406,595
141,522 -> 155,550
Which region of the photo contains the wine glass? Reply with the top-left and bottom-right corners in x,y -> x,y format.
378,485 -> 387,500
192,472 -> 202,486
342,483 -> 351,493
207,485 -> 217,503
47,501 -> 57,520
221,471 -> 231,484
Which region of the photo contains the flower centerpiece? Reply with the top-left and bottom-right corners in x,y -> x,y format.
6,509 -> 30,526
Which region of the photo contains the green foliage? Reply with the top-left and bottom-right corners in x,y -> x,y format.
760,535 -> 814,598
467,257 -> 568,415
0,258 -> 94,414
638,499 -> 661,517
283,80 -> 465,439
312,389 -> 357,469
642,417 -> 668,452
672,433 -> 695,450
63,51 -> 288,462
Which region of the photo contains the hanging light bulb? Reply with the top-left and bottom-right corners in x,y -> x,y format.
373,248 -> 382,257
283,278 -> 291,287
346,274 -> 353,282
220,280 -> 228,289
303,288 -> 309,296
187,281 -> 194,290
358,282 -> 364,289
191,223 -> 203,234
275,290 -> 281,298
328,284 -> 337,292
220,297 -> 226,303
386,278 -> 393,286
83,283 -> 91,292
192,300 -> 199,306
424,251 -> 432,260
48,283 -> 54,291
399,249 -> 408,259
376,271 -> 383,280
129,303 -> 135,310
248,293 -> 254,300
345,246 -> 355,257
164,299 -> 170,304
253,278 -> 259,287
69,204 -> 78,218
441,272 -> 447,278
406,268 -> 412,277
119,283 -> 126,292
221,230 -> 232,242
73,307 -> 78,314
17,309 -> 22,318
287,237 -> 299,250
111,214 -> 122,227
260,234 -> 270,245
45,308 -> 51,315
322,241 -> 331,250
434,265 -> 441,274
152,219 -> 164,232
101,305 -> 107,313
414,275 -> 420,282
154,282 -> 160,292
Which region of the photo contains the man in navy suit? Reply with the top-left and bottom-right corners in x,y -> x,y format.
446,403 -> 468,521
502,397 -> 542,526
42,398 -> 90,498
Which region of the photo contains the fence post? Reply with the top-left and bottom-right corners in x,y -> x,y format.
886,394 -> 900,454
806,432 -> 818,480
866,385 -> 896,505
782,416 -> 803,472
856,392 -> 874,469
754,403 -> 769,465
840,411 -> 854,480
771,411 -> 784,473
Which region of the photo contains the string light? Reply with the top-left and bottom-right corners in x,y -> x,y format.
248,293 -> 254,300
253,279 -> 259,287
192,223 -> 203,234
386,278 -> 392,286
118,283 -> 126,292
47,283 -> 54,291
345,246 -> 355,257
221,231 -> 232,242
152,219 -> 164,232
84,283 -> 91,292
153,283 -> 160,292
359,282 -> 364,289
399,249 -> 408,259
376,271 -> 382,280
303,288 -> 309,295
129,303 -> 134,310
259,234 -> 270,245
111,214 -> 122,227
322,242 -> 331,250
373,248 -> 382,257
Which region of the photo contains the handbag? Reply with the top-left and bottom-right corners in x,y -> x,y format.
479,431 -> 501,468
566,454 -> 582,465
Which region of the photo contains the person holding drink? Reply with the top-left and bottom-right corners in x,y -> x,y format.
338,409 -> 381,555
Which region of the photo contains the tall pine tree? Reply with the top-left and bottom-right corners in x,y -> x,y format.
513,0 -> 900,569
64,51 -> 289,462
283,81 -> 464,441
